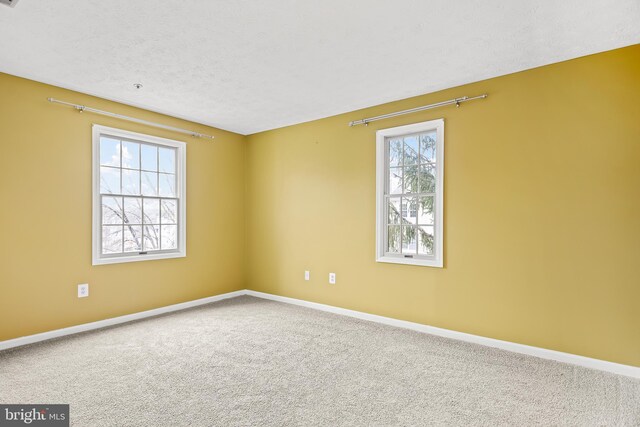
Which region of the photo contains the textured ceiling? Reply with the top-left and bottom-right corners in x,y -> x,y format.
0,1 -> 639,135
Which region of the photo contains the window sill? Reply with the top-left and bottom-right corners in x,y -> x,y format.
93,250 -> 186,266
376,255 -> 442,268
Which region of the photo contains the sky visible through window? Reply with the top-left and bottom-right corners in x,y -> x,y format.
99,136 -> 178,255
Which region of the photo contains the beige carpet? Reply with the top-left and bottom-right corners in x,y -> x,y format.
1,296 -> 639,426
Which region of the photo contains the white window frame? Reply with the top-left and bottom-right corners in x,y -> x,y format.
376,119 -> 444,268
92,125 -> 187,265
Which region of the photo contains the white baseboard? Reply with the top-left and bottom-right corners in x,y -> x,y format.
245,290 -> 640,379
0,290 -> 245,351
2,288 -> 639,379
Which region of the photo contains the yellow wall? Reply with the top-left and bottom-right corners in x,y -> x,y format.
245,45 -> 640,367
0,73 -> 246,341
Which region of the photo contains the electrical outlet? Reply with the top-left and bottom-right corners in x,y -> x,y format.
329,273 -> 336,284
78,283 -> 89,298
304,270 -> 310,281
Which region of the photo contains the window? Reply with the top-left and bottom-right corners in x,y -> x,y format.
92,125 -> 186,265
376,119 -> 443,267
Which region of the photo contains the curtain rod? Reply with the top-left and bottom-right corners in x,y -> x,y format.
348,94 -> 488,127
47,98 -> 215,140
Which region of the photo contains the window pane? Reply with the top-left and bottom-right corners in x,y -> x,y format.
419,164 -> 436,193
418,196 -> 434,225
161,199 -> 177,224
141,145 -> 158,171
122,141 -> 140,169
143,198 -> 160,224
123,197 -> 142,224
122,169 -> 140,195
141,171 -> 158,196
389,167 -> 403,194
418,226 -> 434,256
161,225 -> 177,250
123,225 -> 142,252
404,165 -> 419,193
143,225 -> 160,251
100,137 -> 120,167
159,147 -> 176,174
419,132 -> 436,163
159,173 -> 176,197
100,166 -> 120,194
388,198 -> 401,224
102,196 -> 123,225
401,197 -> 417,224
387,225 -> 401,253
102,226 -> 123,254
388,138 -> 402,167
403,135 -> 419,165
401,226 -> 417,254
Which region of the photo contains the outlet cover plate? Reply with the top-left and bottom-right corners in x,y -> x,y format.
78,283 -> 89,298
